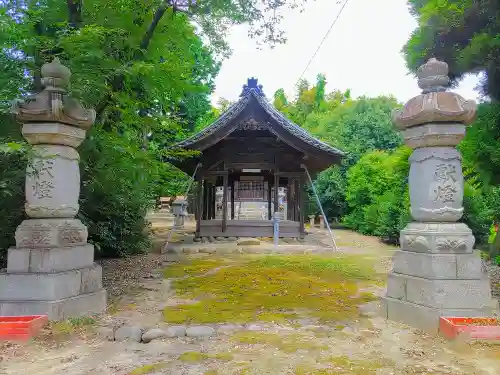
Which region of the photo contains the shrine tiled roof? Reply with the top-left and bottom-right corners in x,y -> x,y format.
173,79 -> 344,158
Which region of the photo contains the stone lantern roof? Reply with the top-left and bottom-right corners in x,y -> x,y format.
392,58 -> 477,129
11,57 -> 95,129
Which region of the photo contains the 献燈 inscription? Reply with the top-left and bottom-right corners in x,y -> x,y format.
432,163 -> 458,204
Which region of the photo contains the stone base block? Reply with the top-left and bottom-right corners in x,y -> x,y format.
382,296 -> 494,333
400,222 -> 474,253
392,250 -> 484,280
7,244 -> 94,273
0,263 -> 102,301
387,272 -> 492,309
15,218 -> 88,249
0,289 -> 107,321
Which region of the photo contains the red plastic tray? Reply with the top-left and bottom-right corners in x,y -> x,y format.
439,317 -> 500,341
0,315 -> 48,341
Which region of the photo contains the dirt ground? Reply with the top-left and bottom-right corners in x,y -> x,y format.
1,226 -> 499,375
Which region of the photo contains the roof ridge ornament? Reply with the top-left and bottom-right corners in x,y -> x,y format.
240,77 -> 265,97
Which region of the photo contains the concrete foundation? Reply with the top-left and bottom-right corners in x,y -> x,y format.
383,224 -> 496,332
0,289 -> 106,319
0,261 -> 106,320
381,296 -> 494,332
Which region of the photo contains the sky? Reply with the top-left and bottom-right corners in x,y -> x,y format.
211,0 -> 480,105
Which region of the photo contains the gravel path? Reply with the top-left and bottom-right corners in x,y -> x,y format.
97,254 -> 164,299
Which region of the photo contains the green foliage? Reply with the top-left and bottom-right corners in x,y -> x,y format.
459,102 -> 500,250
462,181 -> 494,246
494,255 -> 500,266
309,96 -> 403,166
460,103 -> 500,186
343,147 -> 411,243
0,115 -> 26,267
312,166 -> 347,221
78,129 -> 158,258
404,0 -> 500,100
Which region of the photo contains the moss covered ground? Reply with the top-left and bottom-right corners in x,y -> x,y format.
163,254 -> 378,325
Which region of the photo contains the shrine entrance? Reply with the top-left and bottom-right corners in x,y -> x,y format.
235,179 -> 265,201
170,78 -> 343,238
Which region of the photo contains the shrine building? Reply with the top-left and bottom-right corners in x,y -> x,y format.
170,78 -> 344,239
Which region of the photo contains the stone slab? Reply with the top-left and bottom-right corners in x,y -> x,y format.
382,296 -> 493,333
400,222 -> 474,254
7,244 -> 94,273
0,263 -> 102,301
0,289 -> 107,321
15,218 -> 88,249
391,250 -> 484,280
387,272 -> 492,309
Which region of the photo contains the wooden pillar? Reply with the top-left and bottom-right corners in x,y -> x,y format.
222,173 -> 228,232
196,178 -> 203,236
202,181 -> 208,220
212,185 -> 217,219
206,183 -> 211,220
286,177 -> 292,220
273,170 -> 279,216
299,176 -> 305,239
267,180 -> 272,220
292,179 -> 298,222
209,184 -> 213,219
230,179 -> 235,220
211,184 -> 216,219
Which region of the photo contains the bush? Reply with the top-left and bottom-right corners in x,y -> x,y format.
0,147 -> 26,268
343,146 -> 411,243
462,182 -> 494,246
310,166 -> 347,222
78,129 -> 159,258
0,115 -> 26,268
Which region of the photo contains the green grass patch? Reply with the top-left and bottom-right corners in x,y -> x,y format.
163,257 -> 231,278
163,254 -> 377,324
49,316 -> 97,335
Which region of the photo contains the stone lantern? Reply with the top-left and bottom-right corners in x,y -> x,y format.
172,196 -> 188,228
382,58 -> 496,331
0,58 -> 106,319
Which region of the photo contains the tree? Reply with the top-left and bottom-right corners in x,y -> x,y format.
216,97 -> 235,112
273,88 -> 288,110
404,0 -> 500,100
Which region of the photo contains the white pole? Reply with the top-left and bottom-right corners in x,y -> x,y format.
301,164 -> 338,251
